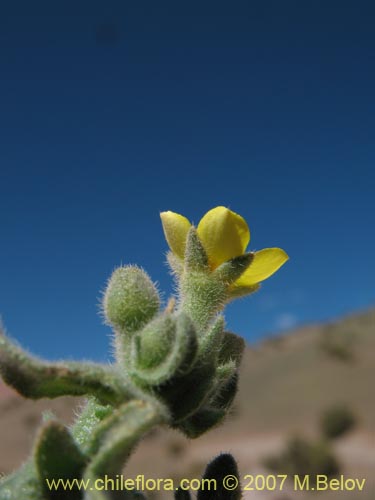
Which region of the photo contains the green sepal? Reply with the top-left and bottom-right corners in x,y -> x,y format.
197,453 -> 241,499
218,331 -> 245,368
216,360 -> 236,382
177,406 -> 226,438
34,420 -> 87,499
180,272 -> 227,330
184,227 -> 209,272
210,372 -> 238,411
167,251 -> 184,276
213,253 -> 254,285
198,315 -> 225,360
0,330 -> 131,405
129,313 -> 198,386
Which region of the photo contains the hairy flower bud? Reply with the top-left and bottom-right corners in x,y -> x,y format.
103,266 -> 160,335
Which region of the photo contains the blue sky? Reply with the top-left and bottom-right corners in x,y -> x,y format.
0,1 -> 374,361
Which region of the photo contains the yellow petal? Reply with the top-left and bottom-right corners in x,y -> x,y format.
197,206 -> 250,268
160,211 -> 191,259
235,248 -> 289,286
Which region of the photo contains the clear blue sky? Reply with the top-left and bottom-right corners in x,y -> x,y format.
0,1 -> 374,361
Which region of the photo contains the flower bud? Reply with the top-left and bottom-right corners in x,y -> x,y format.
103,266 -> 160,335
135,314 -> 175,369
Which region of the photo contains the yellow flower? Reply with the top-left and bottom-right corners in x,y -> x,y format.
160,206 -> 288,287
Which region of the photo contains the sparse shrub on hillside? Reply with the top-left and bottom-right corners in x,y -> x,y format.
167,437 -> 186,458
264,436 -> 340,484
263,335 -> 286,350
319,326 -> 356,361
321,404 -> 356,439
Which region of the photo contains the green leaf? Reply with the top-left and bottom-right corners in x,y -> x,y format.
177,366 -> 239,437
130,313 -> 198,386
161,362 -> 216,423
0,329 -> 133,405
83,400 -> 167,499
0,463 -> 43,500
197,453 -> 241,499
213,254 -> 254,285
85,400 -> 168,475
34,420 -> 87,499
175,487 -> 192,499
